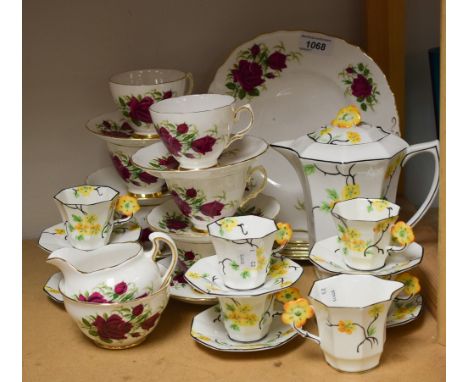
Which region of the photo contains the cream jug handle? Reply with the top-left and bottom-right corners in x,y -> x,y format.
240,165 -> 268,208
401,140 -> 440,227
185,72 -> 194,95
148,232 -> 179,289
291,321 -> 321,345
226,104 -> 254,149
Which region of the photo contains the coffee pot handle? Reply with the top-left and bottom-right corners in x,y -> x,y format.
291,321 -> 321,345
401,140 -> 440,227
240,165 -> 268,208
148,232 -> 179,289
226,104 -> 255,149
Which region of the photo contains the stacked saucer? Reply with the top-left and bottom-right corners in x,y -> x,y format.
308,197 -> 425,327
85,69 -> 193,205
183,216 -> 304,352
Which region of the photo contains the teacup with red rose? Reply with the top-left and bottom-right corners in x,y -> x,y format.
109,69 -> 193,137
149,94 -> 254,169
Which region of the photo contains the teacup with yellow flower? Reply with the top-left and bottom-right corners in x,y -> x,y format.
207,216 -> 293,290
54,185 -> 140,250
283,274 -> 404,373
331,197 -> 415,270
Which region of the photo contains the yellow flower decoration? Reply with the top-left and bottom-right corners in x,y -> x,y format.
368,304 -> 384,317
268,260 -> 289,278
276,222 -> 293,246
319,127 -> 333,136
281,298 -> 314,328
391,222 -> 415,246
54,228 -> 66,235
223,303 -> 258,327
116,195 -> 140,216
219,217 -> 238,235
75,186 -> 94,197
346,131 -> 361,144
331,105 -> 361,128
371,199 -> 390,211
394,272 -> 421,296
337,320 -> 356,334
255,247 -> 266,271
186,272 -> 201,279
276,287 -> 302,303
385,154 -> 404,179
392,304 -> 416,320
341,184 -> 361,200
191,331 -> 212,342
373,217 -> 396,233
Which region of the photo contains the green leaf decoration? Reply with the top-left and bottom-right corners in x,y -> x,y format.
337,224 -> 345,233
303,164 -> 316,175
225,303 -> 235,312
367,326 -> 376,336
230,261 -> 239,271
367,205 -> 373,212
72,214 -> 82,222
230,324 -> 240,331
358,63 -> 364,71
249,88 -> 260,97
119,97 -> 126,107
77,235 -> 84,241
363,68 -> 370,76
241,270 -> 250,279
321,201 -> 331,212
82,318 -> 91,328
361,103 -> 367,111
238,89 -> 246,100
326,188 -> 339,200
88,330 -> 98,337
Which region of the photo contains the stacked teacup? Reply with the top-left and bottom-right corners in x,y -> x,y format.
85,69 -> 193,202
131,94 -> 284,304
184,216 -> 304,350
40,185 -> 180,349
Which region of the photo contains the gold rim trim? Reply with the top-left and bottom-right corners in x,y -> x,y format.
129,190 -> 168,200
109,68 -> 189,86
132,133 -> 159,139
85,120 -> 160,142
170,293 -> 217,305
191,226 -> 209,234
93,336 -> 147,350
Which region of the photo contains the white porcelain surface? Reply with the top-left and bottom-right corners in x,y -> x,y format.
46,232 -> 178,302
86,166 -> 170,207
184,255 -> 303,297
191,302 -> 297,352
109,69 -> 192,136
309,236 -> 423,277
208,216 -> 279,290
293,274 -> 403,373
150,94 -> 254,169
208,31 -> 400,240
39,221 -> 141,253
54,185 -> 128,250
147,193 -> 280,244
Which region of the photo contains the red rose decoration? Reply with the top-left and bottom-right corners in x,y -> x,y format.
112,155 -> 131,181
93,314 -> 132,340
159,127 -> 182,155
138,171 -> 158,184
191,136 -> 216,155
250,44 -> 260,57
200,201 -> 224,217
351,74 -> 372,99
172,273 -> 187,284
132,304 -> 144,317
186,188 -> 197,198
127,96 -> 154,124
184,251 -> 195,261
171,191 -> 192,216
267,51 -> 287,71
176,123 -> 189,134
114,281 -> 128,295
166,217 -> 188,230
231,60 -> 265,92
141,312 -> 161,330
162,91 -> 173,100
79,292 -> 108,303
346,66 -> 355,74
158,155 -> 179,170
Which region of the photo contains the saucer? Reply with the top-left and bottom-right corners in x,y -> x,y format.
185,255 -> 303,297
85,110 -> 160,147
191,302 -> 297,352
147,193 -> 280,244
43,273 -> 64,303
158,256 -> 217,305
387,295 -> 423,328
38,221 -> 141,253
309,236 -> 423,277
86,166 -> 170,206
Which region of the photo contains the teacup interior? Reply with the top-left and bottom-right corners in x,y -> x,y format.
110,69 -> 185,86
310,274 -> 402,308
52,243 -> 141,273
208,215 -> 277,240
151,94 -> 234,114
332,198 -> 400,222
54,185 -> 118,205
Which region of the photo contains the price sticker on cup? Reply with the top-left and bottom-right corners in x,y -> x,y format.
299,34 -> 333,55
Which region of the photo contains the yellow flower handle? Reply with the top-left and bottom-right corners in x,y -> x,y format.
390,221 -> 415,247
111,195 -> 140,226
273,222 -> 293,253
281,298 -> 321,344
331,105 -> 361,128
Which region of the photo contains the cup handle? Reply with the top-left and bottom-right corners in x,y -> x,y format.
272,242 -> 287,254
291,320 -> 321,345
239,165 -> 268,208
226,104 -> 254,149
148,232 -> 178,289
111,214 -> 133,225
185,72 -> 194,95
401,140 -> 440,227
